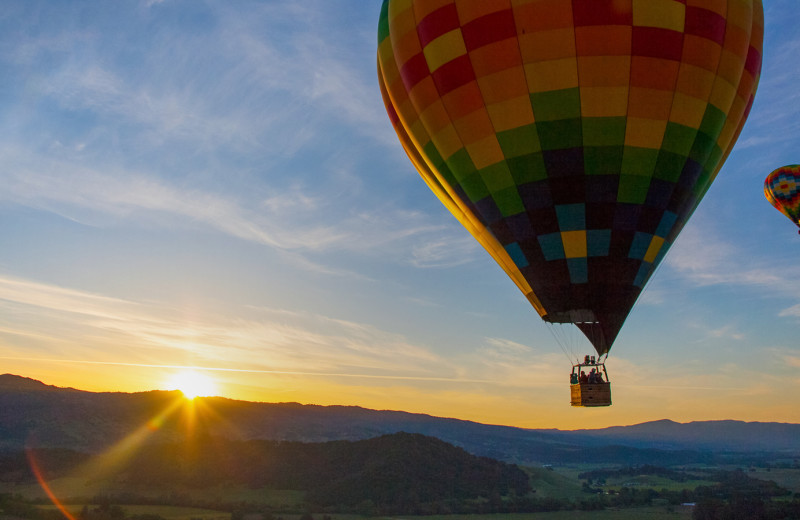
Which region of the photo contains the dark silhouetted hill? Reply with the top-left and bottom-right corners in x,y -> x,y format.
2,374 -> 799,466
4,432 -> 530,514
116,433 -> 530,508
545,418 -> 800,452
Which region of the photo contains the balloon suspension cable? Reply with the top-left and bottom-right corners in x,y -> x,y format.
545,319 -> 608,367
546,322 -> 579,365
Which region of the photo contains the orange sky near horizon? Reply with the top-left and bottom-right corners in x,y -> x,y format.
6,354 -> 799,431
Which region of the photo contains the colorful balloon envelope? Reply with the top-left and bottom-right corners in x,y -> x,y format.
764,165 -> 800,231
378,0 -> 763,355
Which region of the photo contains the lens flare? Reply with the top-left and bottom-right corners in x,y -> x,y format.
27,448 -> 78,520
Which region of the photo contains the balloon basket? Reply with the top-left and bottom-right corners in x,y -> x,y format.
570,382 -> 612,407
570,360 -> 612,407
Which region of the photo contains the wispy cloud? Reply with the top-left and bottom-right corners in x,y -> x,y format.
0,272 -> 570,390
410,234 -> 478,268
0,0 -> 457,274
783,353 -> 800,369
664,217 -> 797,297
0,149 -> 322,248
0,144 -> 454,268
469,338 -> 567,386
207,1 -> 391,146
778,304 -> 800,319
704,324 -> 745,341
0,273 -> 458,381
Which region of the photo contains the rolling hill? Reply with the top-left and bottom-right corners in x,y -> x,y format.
2,374 -> 799,466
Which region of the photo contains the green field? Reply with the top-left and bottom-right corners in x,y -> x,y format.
746,468 -> 800,494
1,477 -> 305,509
601,475 -> 716,492
41,505 -> 229,520
47,509 -> 691,520
2,467 -> 590,507
14,464 -> 799,520
381,506 -> 693,520
523,467 -> 584,500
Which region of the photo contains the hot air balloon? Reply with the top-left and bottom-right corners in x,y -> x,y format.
764,165 -> 800,233
378,0 -> 763,406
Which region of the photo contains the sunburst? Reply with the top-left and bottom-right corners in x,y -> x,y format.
165,369 -> 218,399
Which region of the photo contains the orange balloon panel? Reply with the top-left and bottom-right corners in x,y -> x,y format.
378,0 -> 763,354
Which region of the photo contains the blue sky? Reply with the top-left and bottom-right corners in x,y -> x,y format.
0,0 -> 797,429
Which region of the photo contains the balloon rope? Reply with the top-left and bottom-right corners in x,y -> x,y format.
547,323 -> 579,365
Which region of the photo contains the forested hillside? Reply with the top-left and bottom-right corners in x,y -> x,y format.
9,433 -> 530,514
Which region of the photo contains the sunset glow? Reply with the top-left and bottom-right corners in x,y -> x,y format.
166,370 -> 218,400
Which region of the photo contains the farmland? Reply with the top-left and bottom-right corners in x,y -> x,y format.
5,463 -> 800,520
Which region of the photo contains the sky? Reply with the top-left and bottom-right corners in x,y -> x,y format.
0,0 -> 798,431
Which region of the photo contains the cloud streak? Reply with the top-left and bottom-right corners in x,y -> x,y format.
0,143 -> 454,265
0,0 -> 464,274
663,217 -> 798,298
0,273 -> 459,381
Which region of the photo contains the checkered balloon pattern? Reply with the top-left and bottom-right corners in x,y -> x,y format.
764,165 -> 800,229
378,0 -> 763,354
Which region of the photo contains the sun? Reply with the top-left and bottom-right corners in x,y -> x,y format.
166,370 -> 218,399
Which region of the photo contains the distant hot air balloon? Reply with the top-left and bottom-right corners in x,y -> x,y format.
764,165 -> 800,233
378,0 -> 763,405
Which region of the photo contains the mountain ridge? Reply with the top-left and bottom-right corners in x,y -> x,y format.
2,374 -> 799,463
